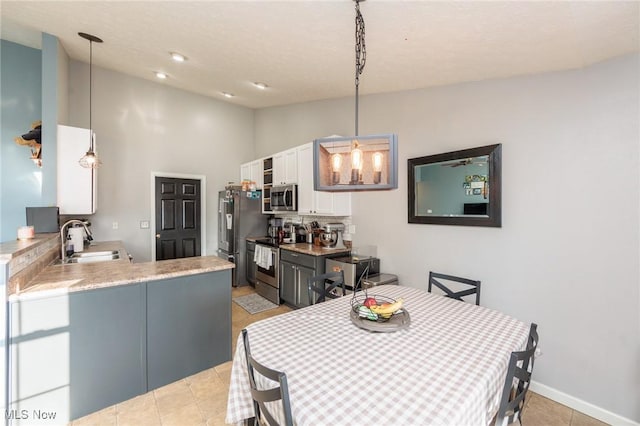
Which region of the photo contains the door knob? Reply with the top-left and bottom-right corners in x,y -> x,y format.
156,234 -> 161,239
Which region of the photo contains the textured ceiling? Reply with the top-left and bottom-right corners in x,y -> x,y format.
1,1 -> 638,109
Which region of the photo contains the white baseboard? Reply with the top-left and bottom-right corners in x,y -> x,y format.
530,381 -> 639,426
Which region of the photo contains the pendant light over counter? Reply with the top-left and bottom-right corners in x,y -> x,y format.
78,32 -> 103,169
313,0 -> 398,192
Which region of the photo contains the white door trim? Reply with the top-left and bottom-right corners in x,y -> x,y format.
150,171 -> 207,261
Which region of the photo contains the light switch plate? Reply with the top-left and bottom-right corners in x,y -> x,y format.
112,221 -> 118,230
140,220 -> 150,229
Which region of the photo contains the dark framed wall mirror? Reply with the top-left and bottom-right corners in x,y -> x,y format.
408,144 -> 502,227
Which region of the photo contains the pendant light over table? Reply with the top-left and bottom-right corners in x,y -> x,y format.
78,32 -> 103,169
313,0 -> 398,191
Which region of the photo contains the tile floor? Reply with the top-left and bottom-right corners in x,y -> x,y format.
71,286 -> 608,426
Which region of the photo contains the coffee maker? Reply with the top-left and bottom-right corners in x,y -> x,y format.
267,218 -> 282,238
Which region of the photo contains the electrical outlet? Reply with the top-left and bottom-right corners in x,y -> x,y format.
348,224 -> 356,234
112,221 -> 118,230
140,220 -> 150,229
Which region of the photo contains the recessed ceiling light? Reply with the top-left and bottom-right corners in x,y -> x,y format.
170,52 -> 186,62
222,92 -> 234,98
253,82 -> 268,90
155,72 -> 167,79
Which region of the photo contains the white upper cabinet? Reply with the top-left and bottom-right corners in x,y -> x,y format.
296,142 -> 351,216
250,160 -> 263,189
240,159 -> 263,189
273,148 -> 298,185
240,162 -> 251,182
296,143 -> 314,214
57,125 -> 97,215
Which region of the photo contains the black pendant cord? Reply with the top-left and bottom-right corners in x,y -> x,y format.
78,32 -> 103,153
354,0 -> 366,137
89,39 -> 93,151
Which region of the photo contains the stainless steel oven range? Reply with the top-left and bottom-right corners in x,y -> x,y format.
254,238 -> 280,305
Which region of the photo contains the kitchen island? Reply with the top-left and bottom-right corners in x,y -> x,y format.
3,235 -> 234,424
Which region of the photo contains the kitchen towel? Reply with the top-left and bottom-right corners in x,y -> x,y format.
254,245 -> 272,269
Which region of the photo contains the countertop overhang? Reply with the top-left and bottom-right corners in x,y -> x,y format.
10,239 -> 234,300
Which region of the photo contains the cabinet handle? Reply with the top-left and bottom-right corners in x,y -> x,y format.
291,253 -> 298,257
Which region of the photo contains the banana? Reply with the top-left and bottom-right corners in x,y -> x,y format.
369,298 -> 403,315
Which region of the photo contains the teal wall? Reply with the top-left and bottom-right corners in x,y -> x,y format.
41,34 -> 59,204
0,40 -> 43,242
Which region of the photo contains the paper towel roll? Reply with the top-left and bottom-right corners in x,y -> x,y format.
68,227 -> 85,252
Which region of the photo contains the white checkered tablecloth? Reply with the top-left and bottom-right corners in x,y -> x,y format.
226,285 -> 529,426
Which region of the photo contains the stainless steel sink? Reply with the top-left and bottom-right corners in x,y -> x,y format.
56,250 -> 121,264
67,254 -> 120,263
71,250 -> 119,258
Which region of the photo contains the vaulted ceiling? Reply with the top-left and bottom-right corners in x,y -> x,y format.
2,1 -> 638,109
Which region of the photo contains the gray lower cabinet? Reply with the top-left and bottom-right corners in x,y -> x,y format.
246,240 -> 257,285
8,269 -> 231,423
9,283 -> 145,423
280,250 -> 344,308
280,259 -> 315,307
146,270 -> 231,390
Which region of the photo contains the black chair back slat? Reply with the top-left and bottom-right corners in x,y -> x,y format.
242,329 -> 293,426
307,270 -> 346,305
495,323 -> 539,426
428,271 -> 481,305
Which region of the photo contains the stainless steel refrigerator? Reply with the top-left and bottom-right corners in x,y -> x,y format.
217,187 -> 267,287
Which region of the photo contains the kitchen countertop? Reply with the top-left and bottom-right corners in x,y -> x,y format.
0,232 -> 59,262
276,242 -> 350,256
247,236 -> 350,256
12,240 -> 234,300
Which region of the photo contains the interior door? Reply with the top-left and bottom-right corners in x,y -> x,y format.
155,177 -> 201,260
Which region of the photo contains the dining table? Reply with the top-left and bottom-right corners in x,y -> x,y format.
226,285 -> 530,426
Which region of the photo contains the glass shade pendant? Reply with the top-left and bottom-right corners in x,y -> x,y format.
79,133 -> 101,168
78,32 -> 103,169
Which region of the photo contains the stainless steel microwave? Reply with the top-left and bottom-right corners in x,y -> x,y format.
271,184 -> 297,212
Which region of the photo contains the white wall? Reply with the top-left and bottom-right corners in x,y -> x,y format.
67,61 -> 255,261
255,54 -> 640,422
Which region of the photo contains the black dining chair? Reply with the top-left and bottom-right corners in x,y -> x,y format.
495,323 -> 539,426
428,271 -> 481,305
242,329 -> 293,426
307,270 -> 346,305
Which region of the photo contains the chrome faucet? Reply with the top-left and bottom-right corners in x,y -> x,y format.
60,219 -> 93,261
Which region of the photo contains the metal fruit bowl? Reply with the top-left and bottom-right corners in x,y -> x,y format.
351,294 -> 397,323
